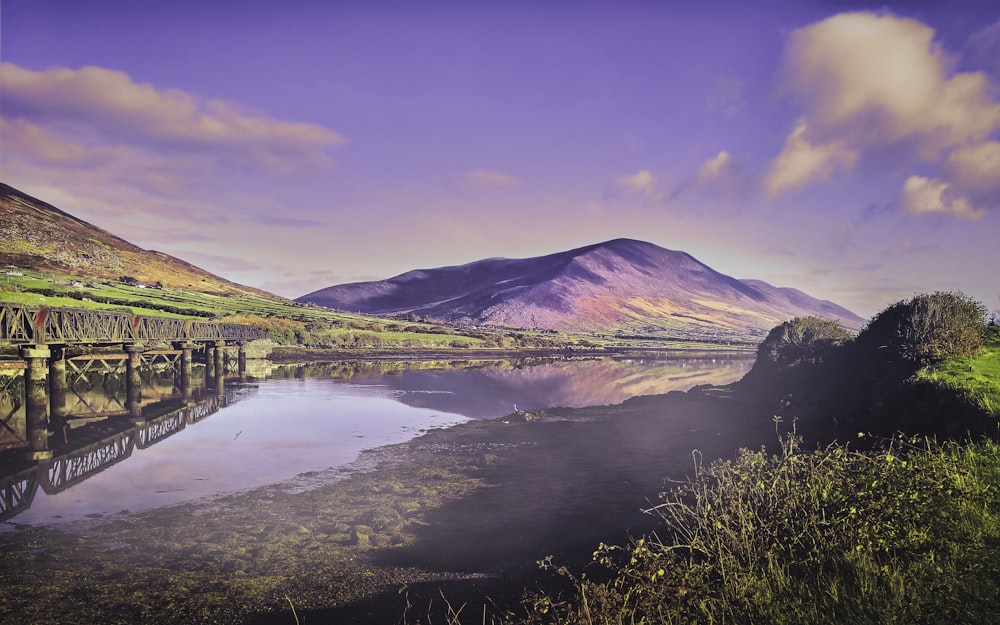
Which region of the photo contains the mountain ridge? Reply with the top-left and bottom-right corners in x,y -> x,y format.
298,238 -> 864,341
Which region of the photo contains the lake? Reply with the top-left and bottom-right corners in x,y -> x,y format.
0,353 -> 759,624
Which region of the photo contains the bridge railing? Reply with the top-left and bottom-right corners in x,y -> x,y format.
0,303 -> 268,345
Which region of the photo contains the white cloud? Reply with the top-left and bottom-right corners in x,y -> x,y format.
694,151 -> 733,184
615,169 -> 659,199
671,150 -> 749,207
766,12 -> 1000,214
777,13 -> 1000,157
763,121 -> 857,196
898,175 -> 986,221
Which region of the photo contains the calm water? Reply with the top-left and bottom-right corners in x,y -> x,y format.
0,354 -> 752,530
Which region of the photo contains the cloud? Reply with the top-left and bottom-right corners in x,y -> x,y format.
673,150 -> 749,205
0,63 -> 343,174
0,62 -> 346,243
776,13 -> 1000,157
457,170 -> 522,190
766,12 -> 1000,215
898,175 -> 986,221
943,141 -> 1000,195
615,169 -> 659,199
763,122 -> 858,195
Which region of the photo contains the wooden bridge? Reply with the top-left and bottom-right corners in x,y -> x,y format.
0,303 -> 268,462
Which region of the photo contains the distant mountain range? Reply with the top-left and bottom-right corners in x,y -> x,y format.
298,239 -> 864,341
0,183 -> 270,296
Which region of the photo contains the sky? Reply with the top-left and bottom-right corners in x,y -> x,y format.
1,0 -> 998,319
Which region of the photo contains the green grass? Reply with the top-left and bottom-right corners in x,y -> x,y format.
915,326 -> 1000,416
520,432 -> 1000,625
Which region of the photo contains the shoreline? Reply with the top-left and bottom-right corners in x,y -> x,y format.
266,344 -> 756,363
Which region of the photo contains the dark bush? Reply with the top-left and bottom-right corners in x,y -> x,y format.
754,316 -> 854,369
857,291 -> 986,365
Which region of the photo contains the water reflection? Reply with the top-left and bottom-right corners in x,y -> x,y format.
1,354 -> 752,529
272,355 -> 753,418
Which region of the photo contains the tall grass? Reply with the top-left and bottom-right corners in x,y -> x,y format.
521,429 -> 1000,625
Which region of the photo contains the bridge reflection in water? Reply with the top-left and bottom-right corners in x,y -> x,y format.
0,375 -> 250,524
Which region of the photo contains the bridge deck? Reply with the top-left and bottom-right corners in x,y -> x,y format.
1,303 -> 267,346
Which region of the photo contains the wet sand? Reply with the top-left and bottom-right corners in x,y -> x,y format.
0,388 -> 774,625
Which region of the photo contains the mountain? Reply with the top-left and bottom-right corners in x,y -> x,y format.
298,239 -> 864,341
0,183 -> 270,296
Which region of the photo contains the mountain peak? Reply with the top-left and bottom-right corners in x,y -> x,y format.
297,239 -> 864,341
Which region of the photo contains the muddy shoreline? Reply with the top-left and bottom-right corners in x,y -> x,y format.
0,387 -> 774,625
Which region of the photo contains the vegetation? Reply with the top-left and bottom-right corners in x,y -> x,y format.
480,292 -> 1000,625
753,315 -> 854,369
856,291 -> 988,365
522,432 -> 1000,625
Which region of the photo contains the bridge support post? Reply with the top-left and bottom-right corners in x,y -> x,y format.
213,341 -> 226,395
237,342 -> 247,381
205,344 -> 216,379
180,343 -> 194,402
49,346 -> 68,419
21,346 -> 52,461
125,344 -> 144,420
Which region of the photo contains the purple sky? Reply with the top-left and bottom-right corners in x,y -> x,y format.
2,0 -> 998,318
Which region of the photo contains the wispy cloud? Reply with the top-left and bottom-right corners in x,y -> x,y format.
0,63 -> 343,174
672,150 -> 749,205
615,169 -> 660,199
0,62 -> 346,249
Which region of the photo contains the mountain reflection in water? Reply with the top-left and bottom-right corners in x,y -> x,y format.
273,355 -> 754,418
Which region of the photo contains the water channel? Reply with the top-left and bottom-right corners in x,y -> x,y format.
1,354 -> 752,531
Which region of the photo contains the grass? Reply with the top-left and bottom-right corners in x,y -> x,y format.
520,431 -> 1000,625
915,326 -> 1000,416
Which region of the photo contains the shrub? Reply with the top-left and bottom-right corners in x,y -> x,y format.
858,291 -> 987,366
754,316 -> 854,369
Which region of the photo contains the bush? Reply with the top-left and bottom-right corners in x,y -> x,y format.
858,291 -> 987,366
754,316 -> 854,369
